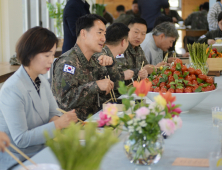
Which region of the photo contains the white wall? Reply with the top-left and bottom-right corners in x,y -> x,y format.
0,0 -> 23,62
210,0 -> 217,8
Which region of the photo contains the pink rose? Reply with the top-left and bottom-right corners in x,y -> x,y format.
158,118 -> 175,136
173,116 -> 183,130
98,111 -> 111,127
135,107 -> 150,119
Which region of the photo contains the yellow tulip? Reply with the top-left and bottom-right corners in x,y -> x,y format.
110,115 -> 119,126
154,95 -> 167,108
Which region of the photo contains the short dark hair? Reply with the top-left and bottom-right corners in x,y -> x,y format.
116,5 -> 125,12
202,2 -> 209,11
199,4 -> 203,11
128,17 -> 147,29
154,16 -> 173,27
218,11 -> 222,22
162,2 -> 170,9
132,0 -> 138,4
16,26 -> 58,66
106,23 -> 130,46
76,14 -> 107,38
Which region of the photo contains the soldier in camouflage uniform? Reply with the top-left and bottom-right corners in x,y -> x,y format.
184,2 -> 209,44
94,23 -> 134,99
114,5 -> 134,25
52,14 -> 114,121
9,54 -> 21,65
116,18 -> 166,85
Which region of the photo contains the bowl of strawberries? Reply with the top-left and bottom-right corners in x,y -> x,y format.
146,58 -> 217,112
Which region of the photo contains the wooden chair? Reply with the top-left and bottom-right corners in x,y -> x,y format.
184,29 -> 208,51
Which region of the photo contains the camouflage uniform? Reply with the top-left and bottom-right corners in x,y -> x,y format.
198,29 -> 222,44
126,9 -> 141,18
184,10 -> 208,30
52,44 -> 108,121
114,13 -> 135,25
162,10 -> 183,23
116,43 -> 149,85
94,45 -> 125,99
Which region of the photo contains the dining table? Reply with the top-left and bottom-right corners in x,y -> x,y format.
0,62 -> 20,83
14,77 -> 222,170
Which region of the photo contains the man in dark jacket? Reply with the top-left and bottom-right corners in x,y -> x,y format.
198,11 -> 222,45
62,0 -> 90,54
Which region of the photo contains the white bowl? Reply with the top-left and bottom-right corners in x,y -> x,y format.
19,164 -> 60,170
147,89 -> 217,112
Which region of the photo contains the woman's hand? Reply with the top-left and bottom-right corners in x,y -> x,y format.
54,109 -> 78,130
0,132 -> 10,152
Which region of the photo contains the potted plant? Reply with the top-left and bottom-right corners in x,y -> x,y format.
91,0 -> 106,16
46,1 -> 65,39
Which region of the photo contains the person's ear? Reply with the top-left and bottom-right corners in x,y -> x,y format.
80,29 -> 87,39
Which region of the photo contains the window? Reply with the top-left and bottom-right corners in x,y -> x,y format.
169,0 -> 181,10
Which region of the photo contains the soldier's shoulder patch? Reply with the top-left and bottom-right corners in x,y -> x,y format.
199,35 -> 206,39
63,64 -> 75,75
116,54 -> 124,58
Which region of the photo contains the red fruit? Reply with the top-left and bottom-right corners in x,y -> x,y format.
173,71 -> 181,76
176,88 -> 184,93
192,85 -> 199,92
154,87 -> 160,92
183,71 -> 189,75
166,83 -> 171,89
171,65 -> 176,72
198,74 -> 207,81
152,79 -> 159,86
164,70 -> 172,76
160,82 -> 166,88
149,87 -> 154,92
195,69 -> 202,75
199,83 -> 204,86
187,81 -> 192,85
202,87 -> 206,92
206,77 -> 214,84
210,84 -> 216,90
168,75 -> 174,82
181,65 -> 187,72
184,87 -> 192,93
205,86 -> 212,91
190,74 -> 197,80
168,88 -> 175,93
161,87 -> 167,93
192,80 -> 198,85
187,67 -> 195,75
185,75 -> 192,81
174,58 -> 183,66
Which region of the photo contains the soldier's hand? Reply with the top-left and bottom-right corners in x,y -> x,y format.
208,39 -> 216,45
172,17 -> 177,23
54,109 -> 78,130
96,79 -> 114,95
0,132 -> 10,152
98,55 -> 113,66
124,70 -> 134,80
138,69 -> 148,80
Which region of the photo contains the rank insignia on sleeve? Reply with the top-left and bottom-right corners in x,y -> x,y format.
63,64 -> 75,75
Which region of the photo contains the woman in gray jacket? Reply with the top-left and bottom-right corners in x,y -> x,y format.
0,27 -> 78,169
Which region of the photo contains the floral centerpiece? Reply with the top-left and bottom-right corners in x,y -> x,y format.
117,80 -> 182,165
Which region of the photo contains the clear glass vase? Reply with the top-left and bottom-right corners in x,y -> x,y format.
123,134 -> 164,165
189,62 -> 209,75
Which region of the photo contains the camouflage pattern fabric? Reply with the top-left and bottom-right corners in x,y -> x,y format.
9,54 -> 21,65
126,9 -> 141,18
52,44 -> 108,121
116,43 -> 148,84
184,10 -> 208,30
113,13 -> 135,25
94,45 -> 125,100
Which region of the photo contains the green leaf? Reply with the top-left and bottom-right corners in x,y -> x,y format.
167,71 -> 172,76
197,78 -> 203,84
128,87 -> 136,96
183,80 -> 189,85
122,98 -> 131,111
173,74 -> 178,80
214,83 -> 217,88
177,86 -> 183,89
170,82 -> 175,85
183,71 -> 189,77
176,63 -> 181,70
195,86 -> 202,92
170,85 -> 175,89
159,78 -> 166,83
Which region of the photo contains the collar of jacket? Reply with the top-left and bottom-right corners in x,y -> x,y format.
74,44 -> 97,68
103,45 -> 114,59
128,42 -> 141,55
